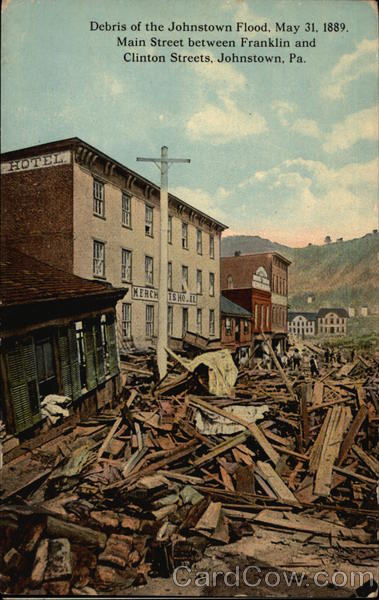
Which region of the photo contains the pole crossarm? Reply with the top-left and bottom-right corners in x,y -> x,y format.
136,147 -> 190,380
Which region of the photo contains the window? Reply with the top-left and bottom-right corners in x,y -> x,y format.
196,309 -> 202,335
254,304 -> 258,325
145,256 -> 153,285
168,262 -> 173,290
146,305 -> 154,338
225,317 -> 232,336
100,314 -> 109,375
182,265 -> 188,291
196,229 -> 202,254
182,222 -> 188,249
182,308 -> 188,337
209,234 -> 215,259
261,305 -> 265,329
196,269 -> 202,294
122,303 -> 132,339
75,322 -> 86,389
266,305 -> 270,327
168,306 -> 173,336
209,272 -> 215,297
35,337 -> 57,397
122,193 -> 131,227
145,205 -> 153,236
209,309 -> 215,336
93,241 -> 105,277
121,249 -> 132,282
227,275 -> 233,289
168,215 -> 172,244
93,180 -> 104,217
244,320 -> 249,335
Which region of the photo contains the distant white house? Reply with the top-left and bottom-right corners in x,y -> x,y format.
288,312 -> 317,337
317,308 -> 348,335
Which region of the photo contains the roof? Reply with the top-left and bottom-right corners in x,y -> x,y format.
222,251 -> 292,265
288,311 -> 317,321
317,308 -> 349,318
0,247 -> 127,307
1,137 -> 228,231
221,295 -> 252,317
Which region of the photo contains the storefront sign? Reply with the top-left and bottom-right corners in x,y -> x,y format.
1,151 -> 71,174
132,286 -> 197,305
168,291 -> 197,305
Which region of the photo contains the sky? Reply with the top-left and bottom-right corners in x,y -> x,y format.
1,0 -> 378,247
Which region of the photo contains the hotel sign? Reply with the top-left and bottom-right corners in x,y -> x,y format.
132,286 -> 197,306
1,151 -> 71,174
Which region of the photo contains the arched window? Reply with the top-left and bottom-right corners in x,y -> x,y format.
227,275 -> 233,289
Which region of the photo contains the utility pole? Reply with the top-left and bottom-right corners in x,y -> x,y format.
137,147 -> 190,380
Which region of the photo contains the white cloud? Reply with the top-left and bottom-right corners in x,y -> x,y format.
323,106 -> 378,153
291,118 -> 320,138
191,55 -> 246,92
170,185 -> 230,225
186,97 -> 267,144
323,38 -> 378,100
272,100 -> 296,126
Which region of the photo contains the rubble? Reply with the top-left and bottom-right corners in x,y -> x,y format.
0,345 -> 378,595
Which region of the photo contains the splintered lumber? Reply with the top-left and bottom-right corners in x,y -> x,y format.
46,516 -> 106,549
352,444 -> 379,476
188,396 -> 279,465
261,333 -> 296,400
191,431 -> 251,468
97,416 -> 122,461
337,405 -> 367,466
314,406 -> 351,497
309,410 -> 331,473
356,385 -> 367,408
256,461 -> 301,506
300,383 -> 310,449
195,501 -> 222,531
312,381 -> 324,406
333,465 -> 378,485
253,510 -> 369,542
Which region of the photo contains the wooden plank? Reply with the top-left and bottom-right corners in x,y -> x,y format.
314,406 -> 350,497
351,444 -> 379,476
191,431 -> 250,468
256,461 -> 301,506
97,416 -> 122,461
235,465 -> 255,494
337,405 -> 367,466
188,396 -> 280,465
356,385 -> 367,408
333,465 -> 378,485
195,502 -> 222,531
309,409 -> 331,473
312,381 -> 324,406
219,463 -> 235,492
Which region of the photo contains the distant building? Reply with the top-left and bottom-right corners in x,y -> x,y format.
288,312 -> 317,337
324,236 -> 332,244
348,307 -> 356,318
317,308 -> 348,336
221,251 -> 291,353
307,294 -> 315,305
360,306 -> 368,317
220,295 -> 252,357
0,248 -> 125,438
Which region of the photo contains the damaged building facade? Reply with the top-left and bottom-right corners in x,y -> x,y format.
221,251 -> 291,355
0,248 -> 125,440
1,138 -> 227,354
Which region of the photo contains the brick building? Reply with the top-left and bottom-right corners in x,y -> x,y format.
221,252 -> 291,351
1,138 -> 227,352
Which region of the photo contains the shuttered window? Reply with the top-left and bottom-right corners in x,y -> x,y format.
83,320 -> 97,391
106,313 -> 119,376
58,325 -> 82,401
5,338 -> 41,434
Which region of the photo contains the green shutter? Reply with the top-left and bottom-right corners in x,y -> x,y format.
68,325 -> 82,401
94,320 -> 106,384
83,320 -> 97,391
106,313 -> 119,376
58,328 -> 73,398
6,338 -> 41,434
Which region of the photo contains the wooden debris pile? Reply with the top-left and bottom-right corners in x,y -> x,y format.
0,349 -> 378,595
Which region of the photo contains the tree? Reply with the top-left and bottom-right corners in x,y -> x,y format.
324,235 -> 332,244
